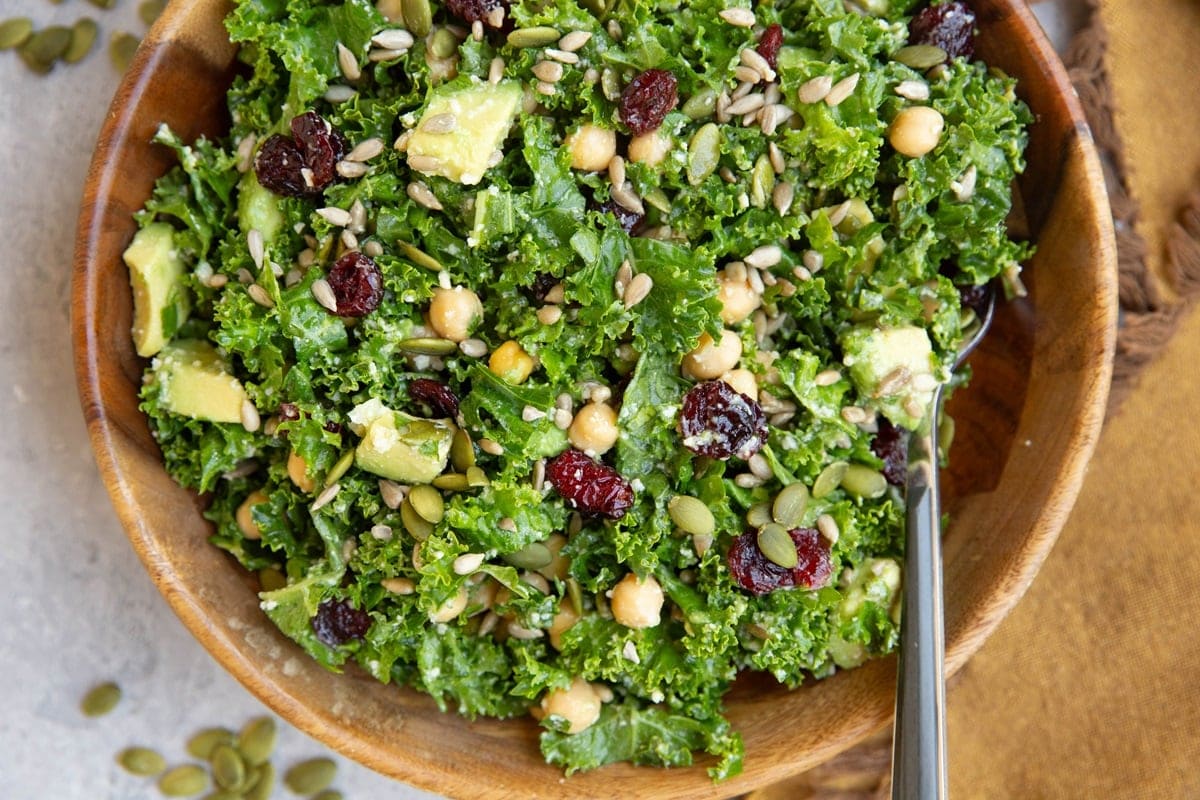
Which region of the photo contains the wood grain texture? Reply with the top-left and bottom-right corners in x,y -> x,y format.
70,2 -> 1116,798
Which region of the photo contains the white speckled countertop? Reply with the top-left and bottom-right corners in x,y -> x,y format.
0,2 -> 1067,799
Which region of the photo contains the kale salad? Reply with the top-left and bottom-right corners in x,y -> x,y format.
125,0 -> 1030,779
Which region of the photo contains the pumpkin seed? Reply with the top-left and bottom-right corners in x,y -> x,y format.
138,0 -> 166,27
450,428 -> 476,471
63,18 -> 98,64
745,502 -> 773,529
757,523 -> 798,569
643,187 -> 672,214
257,566 -> 285,591
432,472 -> 470,491
109,31 -> 140,72
397,240 -> 443,270
244,762 -> 274,800
772,482 -> 810,528
681,88 -> 717,120
466,465 -> 489,487
236,717 -> 276,766
408,484 -> 444,524
199,791 -> 240,800
841,464 -> 888,499
938,414 -> 955,457
210,744 -> 245,791
397,337 -> 458,355
600,67 -> 621,101
687,123 -> 721,186
400,497 -> 434,541
86,0 -> 118,8
283,757 -> 337,795
20,26 -> 71,73
324,449 -> 355,488
117,747 -> 167,776
812,460 -> 849,499
503,541 -> 552,570
667,495 -> 715,537
158,764 -> 209,797
185,727 -> 234,760
0,18 -> 33,51
80,681 -> 121,717
894,44 -> 947,70
749,153 -> 775,209
507,26 -> 560,48
567,577 -> 584,616
401,0 -> 432,36
429,27 -> 459,58
314,791 -> 344,800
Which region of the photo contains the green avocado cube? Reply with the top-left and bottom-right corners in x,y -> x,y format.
152,339 -> 249,423
406,80 -> 523,185
124,222 -> 190,357
840,324 -> 940,429
349,400 -> 454,484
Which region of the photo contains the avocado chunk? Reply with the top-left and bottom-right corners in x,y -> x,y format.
237,169 -> 285,243
152,339 -> 249,423
348,399 -> 454,484
124,222 -> 189,357
840,324 -> 940,429
406,80 -> 522,185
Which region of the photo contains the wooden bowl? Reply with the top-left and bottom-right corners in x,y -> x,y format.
72,2 -> 1117,797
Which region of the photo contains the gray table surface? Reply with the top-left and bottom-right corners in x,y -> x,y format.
0,2 -> 1069,798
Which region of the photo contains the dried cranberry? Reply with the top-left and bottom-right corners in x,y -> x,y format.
757,23 -> 784,70
679,380 -> 768,461
872,417 -> 909,487
597,198 -> 646,235
728,527 -> 832,595
545,449 -> 635,519
444,0 -> 507,24
957,282 -> 992,316
528,272 -> 558,303
409,378 -> 460,419
291,111 -> 348,190
312,598 -> 371,646
325,252 -> 383,317
619,69 -> 678,135
254,134 -> 311,197
909,1 -> 975,60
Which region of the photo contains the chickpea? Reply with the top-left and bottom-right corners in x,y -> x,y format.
568,402 -> 620,456
539,677 -> 602,734
488,340 -> 535,384
428,286 -> 483,342
888,106 -> 944,158
565,124 -> 616,171
537,533 -> 571,582
610,573 -> 664,629
716,268 -> 762,324
627,131 -> 672,166
236,489 -> 270,540
287,450 -> 316,493
428,584 -> 469,624
548,602 -> 581,650
720,368 -> 759,400
682,329 -> 742,380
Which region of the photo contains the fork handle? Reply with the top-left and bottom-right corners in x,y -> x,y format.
891,414 -> 948,800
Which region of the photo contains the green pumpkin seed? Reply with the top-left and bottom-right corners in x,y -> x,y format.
236,717 -> 276,766
244,762 -> 274,800
681,88 -> 717,120
401,0 -> 432,36
566,577 -> 584,617
687,123 -> 721,186
667,495 -> 715,537
643,187 -> 672,214
109,31 -> 140,72
324,449 -> 355,488
138,0 -> 166,27
186,727 -> 234,760
465,465 -> 489,487
503,541 -> 552,570
209,744 -> 245,791
600,67 -> 621,101
938,414 -> 955,457
0,18 -> 33,51
63,18 -> 98,64
772,482 -> 810,529
580,0 -> 611,14
894,44 -> 947,70
745,502 -> 773,529
117,747 -> 167,776
750,153 -> 775,209
259,566 -> 287,591
313,791 -> 344,800
199,791 -> 240,800
450,428 -> 475,471
400,497 -> 434,541
841,464 -> 888,499
408,484 -> 444,524
757,523 -> 798,569
397,240 -> 442,270
432,472 -> 470,491
398,337 -> 458,355
158,764 -> 209,797
86,0 -> 118,8
284,757 -> 337,795
429,28 -> 459,59
506,26 -> 560,48
812,460 -> 849,499
20,26 -> 72,73
80,681 -> 121,717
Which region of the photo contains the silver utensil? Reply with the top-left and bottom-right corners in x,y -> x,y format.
891,292 -> 996,800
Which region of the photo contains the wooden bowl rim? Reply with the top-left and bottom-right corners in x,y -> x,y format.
71,1 -> 1117,796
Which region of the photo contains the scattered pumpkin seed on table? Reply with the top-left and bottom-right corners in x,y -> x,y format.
19,26 -> 72,74
63,18 -> 98,65
80,681 -> 122,717
236,716 -> 277,766
283,757 -> 337,795
158,764 -> 210,797
117,746 -> 167,777
187,727 -> 235,760
138,0 -> 167,27
243,761 -> 275,800
0,18 -> 33,51
86,0 -> 118,8
209,744 -> 246,791
109,31 -> 140,72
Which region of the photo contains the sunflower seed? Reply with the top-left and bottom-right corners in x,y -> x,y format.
80,681 -> 121,717
740,47 -> 775,82
246,284 -> 273,308
0,18 -> 33,51
311,483 -> 340,512
734,65 -> 761,85
718,7 -> 756,27
757,523 -> 798,569
382,576 -> 415,594
817,513 -> 840,544
558,30 -> 591,51
158,765 -> 208,797
345,137 -> 384,163
611,182 -> 644,215
735,473 -> 764,489
825,72 -> 860,106
453,552 -> 485,575
236,717 -> 276,766
459,338 -> 488,358
284,758 -> 337,796
336,160 -> 367,179
335,41 -> 361,80
421,112 -> 457,134
315,207 -> 351,228
744,244 -> 782,269
543,47 -> 579,64
478,437 -> 504,456
372,28 -> 414,51
894,79 -> 930,101
827,199 -> 852,227
532,60 -> 563,83
772,181 -> 795,215
407,181 -> 443,210
507,621 -> 544,640
953,164 -> 978,202
725,93 -> 765,116
379,479 -> 407,509
623,272 -> 653,309
407,154 -> 442,172
310,278 -> 339,313
840,405 -> 868,424
117,747 -> 166,777
534,80 -> 557,96
874,366 -> 912,397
